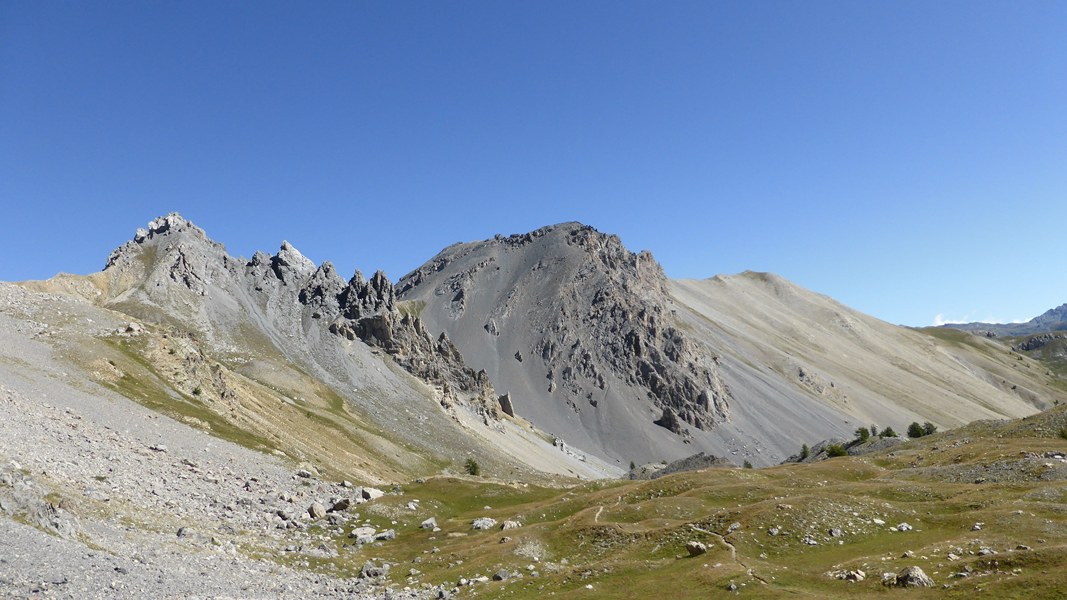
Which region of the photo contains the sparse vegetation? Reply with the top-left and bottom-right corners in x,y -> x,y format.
825,443 -> 848,457
800,443 -> 810,460
742,460 -> 753,469
464,457 -> 480,476
908,421 -> 939,438
854,426 -> 870,443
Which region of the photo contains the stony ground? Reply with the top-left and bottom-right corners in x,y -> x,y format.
0,284 -> 443,599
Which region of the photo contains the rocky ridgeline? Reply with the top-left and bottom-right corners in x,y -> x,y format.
324,270 -> 500,418
104,213 -> 500,420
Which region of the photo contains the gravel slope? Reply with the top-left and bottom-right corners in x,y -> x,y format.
0,283 -> 434,599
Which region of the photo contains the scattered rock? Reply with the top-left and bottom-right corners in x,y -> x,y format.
972,522 -> 983,531
329,498 -> 352,513
421,517 -> 438,530
492,569 -> 509,581
828,528 -> 843,537
360,561 -> 388,579
498,393 -> 515,418
893,566 -> 934,587
896,522 -> 913,531
472,517 -> 497,530
686,541 -> 708,556
501,520 -> 522,530
361,487 -> 385,501
308,502 -> 326,519
350,526 -> 376,539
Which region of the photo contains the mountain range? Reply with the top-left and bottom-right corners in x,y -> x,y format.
942,304 -> 1067,337
20,214 -> 1065,473
5,213 -> 1067,598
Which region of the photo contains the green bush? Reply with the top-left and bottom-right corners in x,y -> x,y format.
880,426 -> 897,438
826,444 -> 848,457
743,460 -> 753,469
923,421 -> 938,436
854,426 -> 870,443
464,458 -> 481,476
907,422 -> 925,438
800,443 -> 810,460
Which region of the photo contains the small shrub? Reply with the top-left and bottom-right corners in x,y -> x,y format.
880,426 -> 897,438
1059,427 -> 1067,441
464,458 -> 481,476
854,426 -> 870,443
907,422 -> 925,438
826,444 -> 848,457
192,386 -> 203,396
800,443 -> 810,460
923,421 -> 938,436
743,460 -> 753,469
869,425 -> 878,437
629,460 -> 636,471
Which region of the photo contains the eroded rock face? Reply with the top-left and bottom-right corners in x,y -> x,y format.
325,270 -> 498,418
398,222 -> 731,436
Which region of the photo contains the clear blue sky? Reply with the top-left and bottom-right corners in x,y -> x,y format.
2,1 -> 1065,326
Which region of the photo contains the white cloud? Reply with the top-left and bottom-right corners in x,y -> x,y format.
932,313 -> 969,326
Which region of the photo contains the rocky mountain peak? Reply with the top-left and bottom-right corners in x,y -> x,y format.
270,241 -> 316,284
339,270 -> 396,321
104,212 -> 219,271
397,222 -> 732,454
133,212 -> 204,243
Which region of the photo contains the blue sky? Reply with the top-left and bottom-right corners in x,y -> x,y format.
2,1 -> 1065,326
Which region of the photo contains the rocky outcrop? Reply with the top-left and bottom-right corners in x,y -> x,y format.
326,270 -> 499,418
400,223 -> 730,435
1013,333 -> 1067,352
630,451 -> 735,480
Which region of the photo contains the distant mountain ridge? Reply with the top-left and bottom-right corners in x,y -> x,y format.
16,213 -> 1067,471
943,304 -> 1067,337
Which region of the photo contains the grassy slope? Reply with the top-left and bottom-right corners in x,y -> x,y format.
271,405 -> 1067,598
